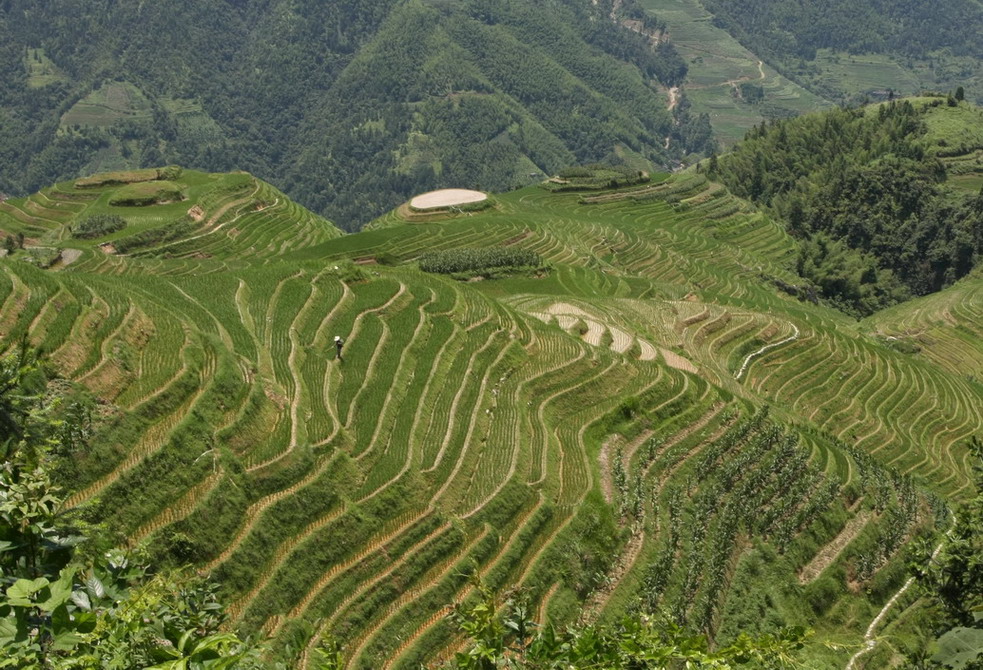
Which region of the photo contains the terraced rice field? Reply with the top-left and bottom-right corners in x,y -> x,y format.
639,0 -> 829,144
0,169 -> 975,667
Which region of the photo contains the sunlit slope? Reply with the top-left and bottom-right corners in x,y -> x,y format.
0,251 -> 939,668
0,168 -> 342,268
304,175 -> 983,498
863,270 -> 983,381
1,166 -> 978,667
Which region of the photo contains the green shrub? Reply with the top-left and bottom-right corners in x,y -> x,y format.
803,573 -> 843,614
558,167 -> 593,178
545,164 -> 651,192
71,213 -> 127,239
418,247 -> 542,275
24,247 -> 61,268
115,217 -> 197,253
158,165 -> 183,180
600,328 -> 613,348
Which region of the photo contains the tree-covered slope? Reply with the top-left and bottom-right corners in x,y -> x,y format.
0,0 -> 709,230
700,0 -> 983,104
711,97 -> 983,316
702,0 -> 983,64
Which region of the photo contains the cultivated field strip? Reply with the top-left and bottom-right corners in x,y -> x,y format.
0,170 -> 975,669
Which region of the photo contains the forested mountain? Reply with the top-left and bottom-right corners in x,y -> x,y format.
702,0 -> 983,63
0,0 -> 710,230
711,97 -> 983,316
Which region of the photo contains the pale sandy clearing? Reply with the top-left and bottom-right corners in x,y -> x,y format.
553,315 -> 578,330
530,313 -> 577,331
637,339 -> 658,361
545,302 -> 592,318
583,321 -> 606,346
61,249 -> 82,266
659,348 -> 698,374
609,326 -> 632,353
799,511 -> 871,584
410,189 -> 487,210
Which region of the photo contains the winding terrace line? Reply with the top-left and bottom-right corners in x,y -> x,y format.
845,517 -> 952,670
735,323 -> 800,380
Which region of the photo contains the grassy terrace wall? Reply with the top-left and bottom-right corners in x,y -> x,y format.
0,168 -> 974,668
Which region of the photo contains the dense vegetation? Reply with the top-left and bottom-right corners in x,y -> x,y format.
0,0 -> 707,230
712,99 -> 983,315
108,181 -> 185,207
699,0 -> 983,106
0,347 -> 274,669
702,0 -> 983,64
418,247 -> 542,276
447,575 -> 807,668
70,214 -> 126,239
909,438 -> 983,668
543,165 -> 654,192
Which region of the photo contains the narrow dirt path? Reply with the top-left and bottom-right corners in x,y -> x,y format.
599,436 -> 618,503
667,86 -> 680,111
736,324 -> 800,380
799,511 -> 871,584
582,531 -> 645,623
845,517 -> 952,670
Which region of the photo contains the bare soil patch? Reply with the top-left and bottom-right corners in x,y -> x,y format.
410,189 -> 488,210
60,249 -> 82,266
545,302 -> 592,318
659,348 -> 698,374
799,511 -> 872,584
637,340 -> 658,361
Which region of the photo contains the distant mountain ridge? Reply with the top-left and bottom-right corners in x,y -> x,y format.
0,0 -> 713,230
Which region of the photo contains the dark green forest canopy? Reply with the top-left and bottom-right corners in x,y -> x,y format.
712,98 -> 983,316
0,0 -> 700,230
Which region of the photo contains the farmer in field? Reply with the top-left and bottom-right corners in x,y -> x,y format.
334,335 -> 345,362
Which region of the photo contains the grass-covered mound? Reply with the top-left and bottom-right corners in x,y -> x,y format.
109,181 -> 186,206
543,165 -> 654,192
75,166 -> 183,189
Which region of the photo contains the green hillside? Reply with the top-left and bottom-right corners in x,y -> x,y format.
3,95 -> 983,665
712,96 -> 983,316
699,0 -> 983,106
0,0 -> 711,231
0,167 -> 342,267
5,0 -> 981,237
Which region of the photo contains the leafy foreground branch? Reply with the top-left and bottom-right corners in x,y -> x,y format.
0,346 -> 272,669
446,574 -> 807,669
908,437 -> 983,669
